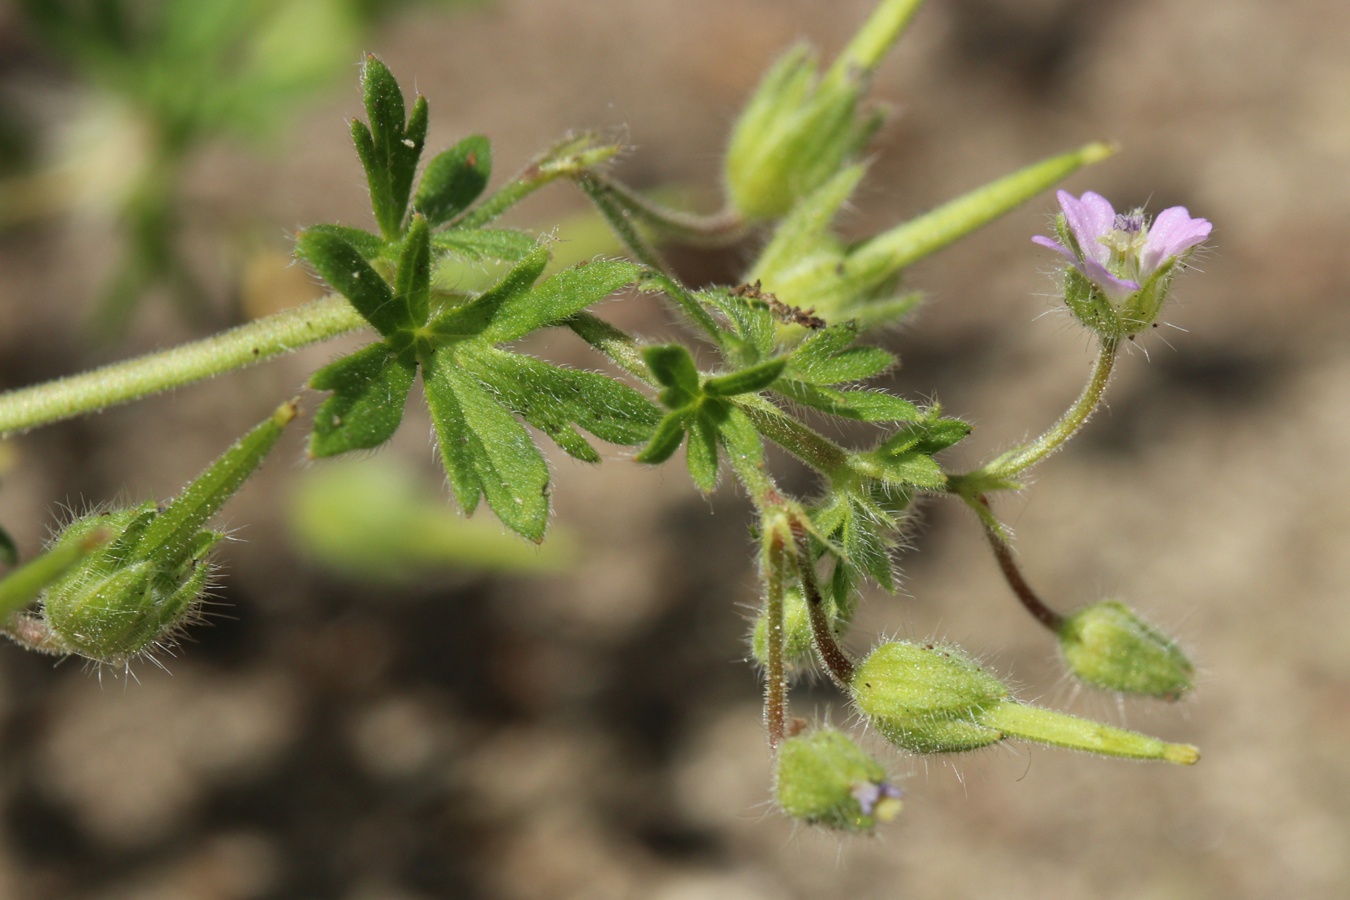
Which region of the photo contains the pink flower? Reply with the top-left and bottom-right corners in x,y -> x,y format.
1034,191 -> 1211,303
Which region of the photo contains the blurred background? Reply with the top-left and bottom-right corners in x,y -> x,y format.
1,0 -> 1348,897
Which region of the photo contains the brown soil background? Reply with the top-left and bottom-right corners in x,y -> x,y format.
2,0 -> 1348,897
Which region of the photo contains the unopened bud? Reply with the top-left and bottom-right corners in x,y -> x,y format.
8,402 -> 296,667
851,641 -> 1008,753
1058,599 -> 1193,700
775,729 -> 901,831
853,640 -> 1199,765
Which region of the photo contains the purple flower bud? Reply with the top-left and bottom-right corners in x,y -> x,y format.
1033,191 -> 1211,303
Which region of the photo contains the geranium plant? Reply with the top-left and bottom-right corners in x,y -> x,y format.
0,0 -> 1212,831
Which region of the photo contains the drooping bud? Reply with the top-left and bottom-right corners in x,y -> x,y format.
6,401 -> 296,667
775,729 -> 901,832
852,640 -> 1200,765
851,640 -> 1009,753
1057,599 -> 1194,700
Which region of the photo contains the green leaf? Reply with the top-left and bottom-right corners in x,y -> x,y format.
703,287 -> 776,360
296,227 -> 404,338
813,492 -> 896,592
308,342 -> 417,457
704,357 -> 787,397
357,56 -> 426,238
395,215 -> 431,327
449,367 -> 551,542
429,244 -> 550,340
482,259 -> 640,344
642,344 -> 700,405
362,56 -> 406,159
423,355 -> 482,517
433,228 -> 537,262
775,381 -> 920,422
686,414 -> 720,492
877,414 -> 972,456
870,450 -> 947,489
301,224 -> 386,260
461,347 -> 660,460
350,117 -> 396,236
635,410 -> 690,464
425,348 -> 551,541
789,322 -> 896,384
415,134 -> 492,226
718,405 -> 764,468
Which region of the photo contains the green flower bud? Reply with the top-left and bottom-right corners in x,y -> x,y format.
1058,600 -> 1194,700
853,641 -> 1200,765
775,729 -> 901,832
9,402 -> 296,667
38,505 -> 220,664
724,0 -> 923,222
851,641 -> 1009,753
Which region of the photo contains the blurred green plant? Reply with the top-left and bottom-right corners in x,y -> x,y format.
0,0 -> 1211,828
288,457 -> 575,581
5,0 -> 479,334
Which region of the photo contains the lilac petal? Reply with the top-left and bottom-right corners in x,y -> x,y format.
1059,191 -> 1117,264
1081,256 -> 1140,302
1141,206 -> 1212,273
1031,233 -> 1077,265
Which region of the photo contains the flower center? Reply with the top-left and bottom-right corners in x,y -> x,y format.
1097,209 -> 1149,280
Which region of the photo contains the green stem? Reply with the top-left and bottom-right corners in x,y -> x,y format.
962,336 -> 1119,485
579,172 -> 747,248
0,295 -> 366,437
735,395 -> 851,480
454,134 -> 622,230
574,172 -> 670,272
637,270 -> 726,345
823,0 -> 926,88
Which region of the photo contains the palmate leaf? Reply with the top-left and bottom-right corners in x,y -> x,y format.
459,345 -> 660,463
788,321 -> 896,385
308,342 -> 417,458
423,347 -> 551,542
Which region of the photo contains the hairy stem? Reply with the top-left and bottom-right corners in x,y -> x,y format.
735,395 -> 852,479
967,336 -> 1119,483
0,296 -> 365,436
764,529 -> 790,750
978,496 -> 1064,632
792,525 -> 856,687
